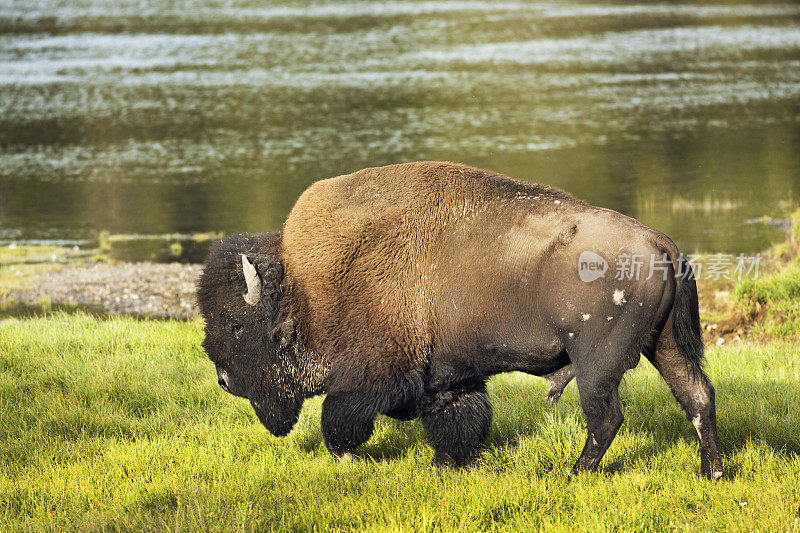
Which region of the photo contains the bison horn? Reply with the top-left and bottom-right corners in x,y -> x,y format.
241,254 -> 262,305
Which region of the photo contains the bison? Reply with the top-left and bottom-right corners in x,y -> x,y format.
197,161 -> 723,478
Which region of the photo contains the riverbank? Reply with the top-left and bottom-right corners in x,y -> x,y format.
2,212 -> 799,343
0,243 -> 200,319
3,262 -> 201,320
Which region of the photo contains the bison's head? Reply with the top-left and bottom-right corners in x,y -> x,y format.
196,232 -> 302,437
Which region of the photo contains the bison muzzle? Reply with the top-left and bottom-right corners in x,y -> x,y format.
197,161 -> 723,478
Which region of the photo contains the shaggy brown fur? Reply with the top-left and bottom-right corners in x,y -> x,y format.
281,162 -> 573,384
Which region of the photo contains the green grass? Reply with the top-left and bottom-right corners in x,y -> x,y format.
2,313 -> 799,531
792,209 -> 800,239
0,245 -> 70,265
731,209 -> 800,338
97,231 -> 224,253
736,264 -> 800,338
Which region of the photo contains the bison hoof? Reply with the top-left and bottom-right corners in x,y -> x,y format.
432,451 -> 458,467
432,450 -> 478,468
545,388 -> 563,404
702,468 -> 724,481
700,454 -> 724,481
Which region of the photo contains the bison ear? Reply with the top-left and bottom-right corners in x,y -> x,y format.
241,253 -> 262,305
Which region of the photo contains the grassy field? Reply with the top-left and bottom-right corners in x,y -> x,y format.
736,214 -> 800,338
2,313 -> 799,531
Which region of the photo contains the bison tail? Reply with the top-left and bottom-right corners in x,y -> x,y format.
671,255 -> 705,369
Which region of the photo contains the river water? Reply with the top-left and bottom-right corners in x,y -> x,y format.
2,1 -> 799,259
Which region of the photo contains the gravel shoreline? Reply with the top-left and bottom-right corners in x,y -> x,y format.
7,262 -> 202,319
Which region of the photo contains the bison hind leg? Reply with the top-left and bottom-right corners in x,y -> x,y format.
572,375 -> 624,474
420,382 -> 492,467
570,342 -> 636,474
645,322 -> 723,479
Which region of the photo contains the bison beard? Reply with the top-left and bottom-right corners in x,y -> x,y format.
249,394 -> 301,438
196,161 -> 723,479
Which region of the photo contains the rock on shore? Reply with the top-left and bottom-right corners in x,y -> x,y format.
9,262 -> 202,319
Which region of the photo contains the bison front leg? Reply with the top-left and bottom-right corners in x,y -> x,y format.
321,392 -> 377,459
420,386 -> 492,467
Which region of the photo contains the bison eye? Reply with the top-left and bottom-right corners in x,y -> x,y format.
231,324 -> 243,337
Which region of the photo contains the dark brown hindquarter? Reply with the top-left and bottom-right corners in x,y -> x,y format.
432,201 -> 674,378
